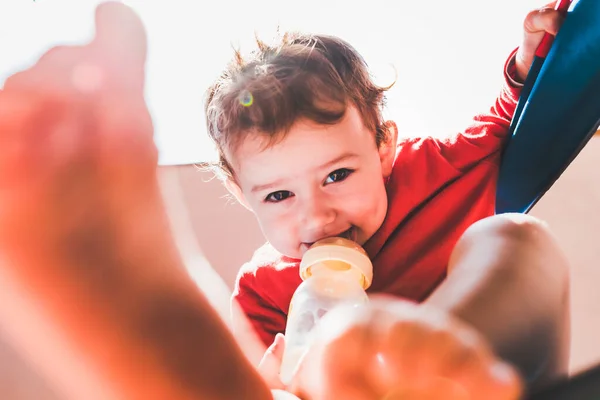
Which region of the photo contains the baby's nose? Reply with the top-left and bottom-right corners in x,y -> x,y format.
299,198 -> 337,237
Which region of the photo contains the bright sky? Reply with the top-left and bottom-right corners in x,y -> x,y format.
0,0 -> 542,166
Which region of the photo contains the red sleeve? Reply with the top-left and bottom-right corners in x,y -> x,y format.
231,262 -> 289,347
434,48 -> 522,170
365,50 -> 524,257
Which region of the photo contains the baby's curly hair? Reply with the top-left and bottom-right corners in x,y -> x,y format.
204,31 -> 394,180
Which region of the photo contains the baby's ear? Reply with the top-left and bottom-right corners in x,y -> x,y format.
224,179 -> 253,211
378,120 -> 398,178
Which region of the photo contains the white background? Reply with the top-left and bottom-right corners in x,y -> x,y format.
0,0 -> 542,165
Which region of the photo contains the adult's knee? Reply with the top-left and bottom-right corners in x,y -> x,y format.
452,213 -> 571,385
455,213 -> 569,281
464,213 -> 553,247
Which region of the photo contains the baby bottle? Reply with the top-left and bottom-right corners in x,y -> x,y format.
279,237 -> 373,384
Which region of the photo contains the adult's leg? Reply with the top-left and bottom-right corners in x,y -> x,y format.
426,213 -> 571,389
0,3 -> 270,400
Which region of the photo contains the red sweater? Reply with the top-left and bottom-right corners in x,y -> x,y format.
232,51 -> 522,347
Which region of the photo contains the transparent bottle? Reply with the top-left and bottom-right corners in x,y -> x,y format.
279,237 -> 373,384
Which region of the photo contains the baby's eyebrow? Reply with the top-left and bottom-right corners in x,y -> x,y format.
250,178 -> 285,194
249,152 -> 359,193
317,152 -> 359,170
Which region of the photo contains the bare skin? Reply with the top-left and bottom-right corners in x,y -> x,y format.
426,214 -> 571,386
0,3 -> 270,400
293,297 -> 524,400
0,3 -> 569,400
238,2 -> 571,397
249,3 -> 569,398
285,214 -> 569,400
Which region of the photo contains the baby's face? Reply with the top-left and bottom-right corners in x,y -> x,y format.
231,106 -> 395,259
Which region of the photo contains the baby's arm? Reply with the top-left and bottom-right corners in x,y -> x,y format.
438,2 -> 564,171
422,8 -> 571,388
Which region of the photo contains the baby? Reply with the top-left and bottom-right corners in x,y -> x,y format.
0,1 -> 569,399
203,1 -> 570,396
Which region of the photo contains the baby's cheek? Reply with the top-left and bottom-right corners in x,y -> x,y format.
358,184 -> 388,226
258,213 -> 299,253
374,188 -> 389,220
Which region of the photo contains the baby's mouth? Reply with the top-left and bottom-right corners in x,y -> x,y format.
301,227 -> 358,254
337,227 -> 357,242
317,227 -> 357,244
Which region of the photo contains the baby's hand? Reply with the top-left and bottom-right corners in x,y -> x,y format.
516,1 -> 566,81
292,297 -> 523,400
258,333 -> 287,390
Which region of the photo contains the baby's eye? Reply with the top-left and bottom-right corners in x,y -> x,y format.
324,168 -> 354,184
264,190 -> 294,203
